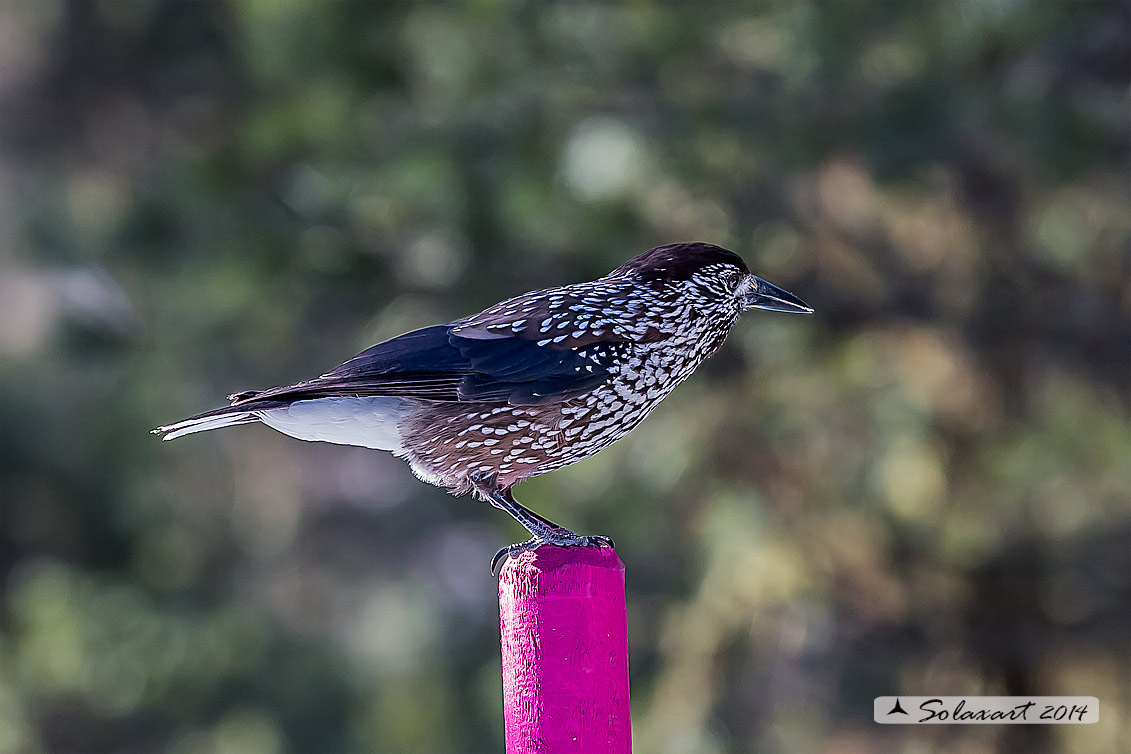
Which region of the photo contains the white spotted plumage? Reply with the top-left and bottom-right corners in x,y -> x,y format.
399,259 -> 751,494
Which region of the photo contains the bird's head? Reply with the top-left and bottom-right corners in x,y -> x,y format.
610,242 -> 814,315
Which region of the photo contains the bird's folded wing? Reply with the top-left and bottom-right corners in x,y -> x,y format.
228,323 -> 623,408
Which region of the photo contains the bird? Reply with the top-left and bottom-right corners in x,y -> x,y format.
154,242 -> 813,571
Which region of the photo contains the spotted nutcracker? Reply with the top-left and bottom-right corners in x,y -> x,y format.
154,242 -> 813,569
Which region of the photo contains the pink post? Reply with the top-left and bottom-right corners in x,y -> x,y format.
498,545 -> 631,754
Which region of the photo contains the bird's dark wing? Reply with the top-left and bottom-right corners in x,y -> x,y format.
453,330 -> 627,404
228,325 -> 467,404
227,321 -> 626,408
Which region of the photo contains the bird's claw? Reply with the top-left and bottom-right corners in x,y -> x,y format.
491,534 -> 615,576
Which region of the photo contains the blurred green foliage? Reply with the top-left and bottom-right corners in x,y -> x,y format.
1,1 -> 1128,753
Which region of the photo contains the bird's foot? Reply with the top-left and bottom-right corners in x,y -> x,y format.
491,533 -> 615,576
467,471 -> 614,574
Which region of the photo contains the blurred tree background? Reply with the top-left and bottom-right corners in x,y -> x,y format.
1,1 -> 1128,753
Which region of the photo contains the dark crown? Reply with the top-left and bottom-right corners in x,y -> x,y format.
609,242 -> 749,282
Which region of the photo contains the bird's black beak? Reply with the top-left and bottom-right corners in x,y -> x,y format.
744,276 -> 814,314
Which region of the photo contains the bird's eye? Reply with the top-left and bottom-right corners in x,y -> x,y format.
732,272 -> 755,296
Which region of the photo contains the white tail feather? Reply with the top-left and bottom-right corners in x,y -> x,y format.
257,397 -> 411,452
155,412 -> 258,441
155,396 -> 411,451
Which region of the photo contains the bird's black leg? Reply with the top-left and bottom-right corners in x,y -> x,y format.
510,505 -> 616,550
468,472 -> 613,574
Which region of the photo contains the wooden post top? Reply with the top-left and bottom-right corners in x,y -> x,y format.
498,545 -> 631,754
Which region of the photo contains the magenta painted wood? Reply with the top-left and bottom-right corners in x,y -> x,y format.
498,545 -> 631,754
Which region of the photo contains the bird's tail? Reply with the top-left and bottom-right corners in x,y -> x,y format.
152,407 -> 260,441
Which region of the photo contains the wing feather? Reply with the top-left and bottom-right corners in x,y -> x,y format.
226,319 -> 628,409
